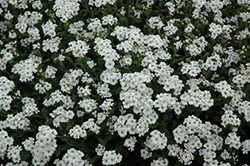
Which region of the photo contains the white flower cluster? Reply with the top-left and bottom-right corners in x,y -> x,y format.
22,97 -> 40,116
102,150 -> 122,166
15,11 -> 42,34
180,89 -> 214,111
165,2 -> 175,15
0,97 -> 39,131
32,0 -> 43,10
163,20 -> 178,36
11,55 -> 42,82
185,36 -> 208,56
114,114 -> 137,137
25,27 -> 41,46
145,130 -> 167,150
42,20 -> 57,37
225,131 -> 241,150
69,124 -> 87,139
34,79 -> 52,94
144,35 -> 165,48
44,65 -> 57,79
22,125 -> 57,166
148,16 -> 164,29
124,136 -> 137,151
77,85 -> 92,97
214,80 -> 235,98
223,46 -> 241,67
87,18 -> 105,33
96,83 -> 112,98
42,37 -> 61,53
170,115 -> 223,165
119,72 -> 154,111
43,90 -> 74,109
88,0 -> 116,7
180,61 -> 201,77
66,40 -> 90,58
54,148 -> 92,166
0,76 -> 15,111
0,130 -> 14,159
53,0 -> 80,22
221,104 -> 241,127
7,145 -> 22,164
86,60 -> 96,68
49,106 -> 75,127
209,23 -> 223,39
78,98 -> 98,113
94,37 -> 120,69
60,69 -> 83,93
158,74 -> 184,95
102,14 -> 118,26
202,53 -> 222,71
237,100 -> 250,122
119,55 -> 133,67
184,23 -> 195,33
0,112 -> 30,130
151,158 -> 169,166
0,41 -> 16,70
111,26 -> 128,41
68,20 -> 85,35
82,118 -> 101,134
100,68 -> 122,85
231,63 -> 250,88
100,99 -> 114,111
154,93 -> 178,113
140,148 -> 152,159
242,139 -> 250,154
236,28 -> 250,40
95,143 -> 106,156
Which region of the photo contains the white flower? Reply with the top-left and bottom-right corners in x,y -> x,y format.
163,23 -> 178,36
7,145 -> 22,163
45,66 -> 57,79
95,144 -> 106,156
78,99 -> 97,112
124,137 -> 137,151
42,20 -> 57,37
145,130 -> 168,150
102,14 -> 118,26
151,158 -> 169,166
102,150 -> 122,166
11,55 -> 42,82
148,16 -> 164,29
209,23 -> 222,39
42,37 -> 61,53
69,125 -> 87,139
66,40 -> 90,57
225,132 -> 241,150
53,0 -> 80,22
140,148 -> 152,159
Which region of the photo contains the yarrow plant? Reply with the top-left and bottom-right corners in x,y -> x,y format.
1,0 -> 250,165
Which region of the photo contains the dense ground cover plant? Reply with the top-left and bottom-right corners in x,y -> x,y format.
1,0 -> 250,165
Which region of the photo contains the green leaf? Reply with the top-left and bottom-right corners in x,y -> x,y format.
20,151 -> 31,161
174,54 -> 181,57
239,128 -> 247,136
66,120 -> 75,131
41,107 -> 49,119
164,111 -> 173,121
43,58 -> 51,63
55,144 -> 71,157
58,125 -> 63,131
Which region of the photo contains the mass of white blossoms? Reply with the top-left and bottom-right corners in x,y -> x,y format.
1,0 -> 250,165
